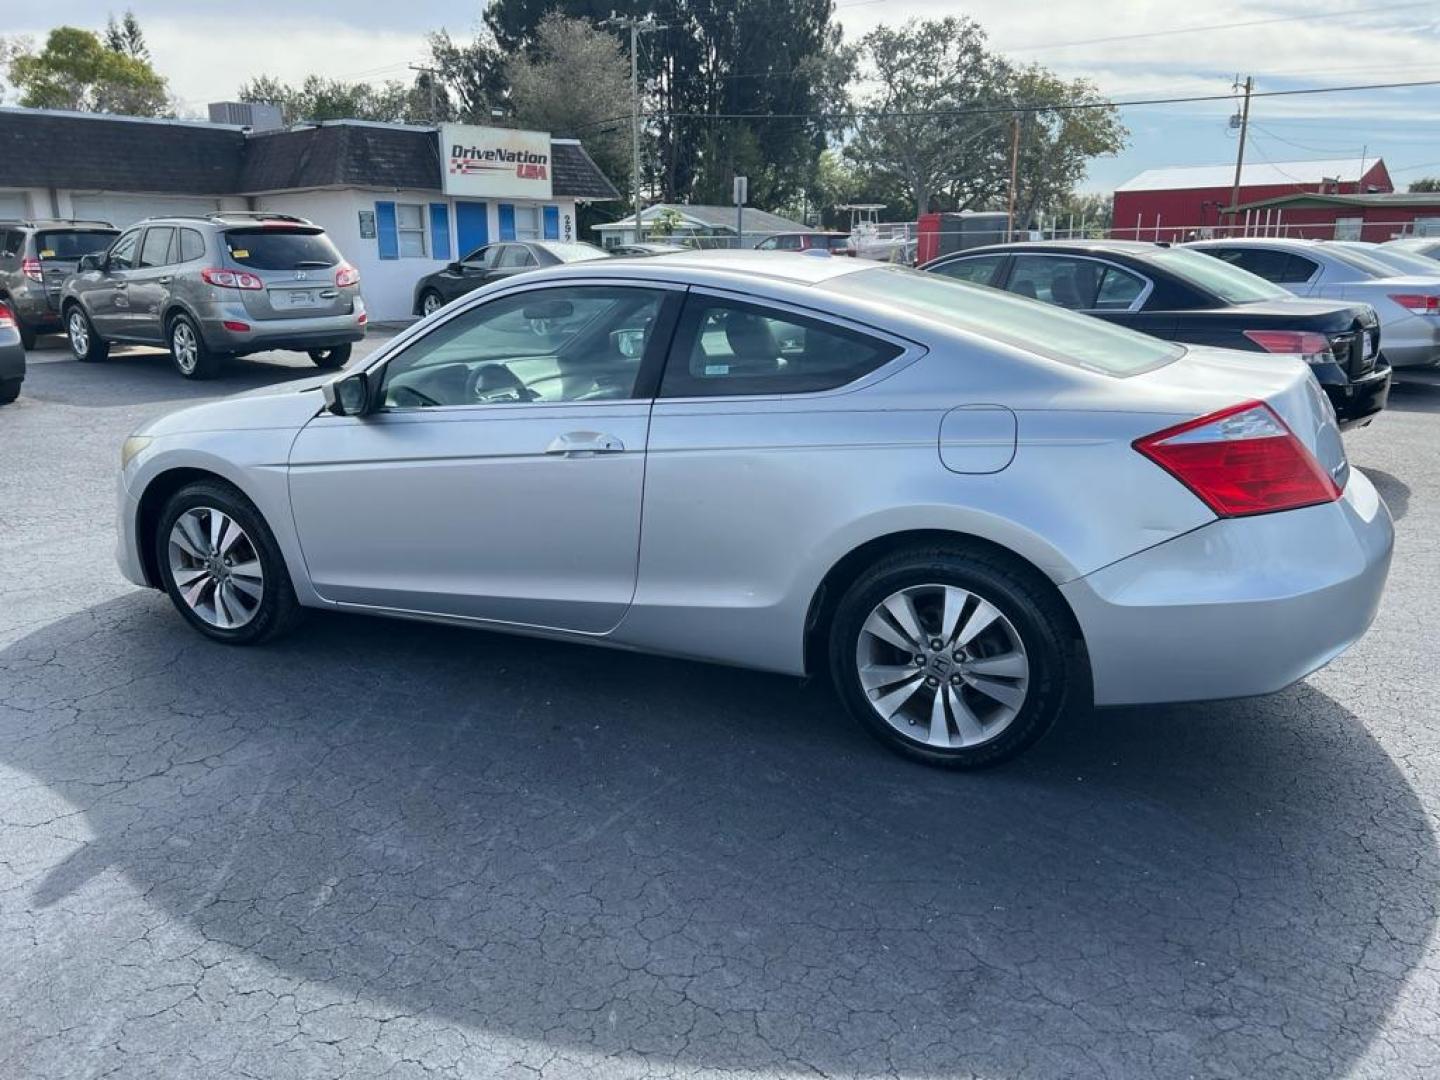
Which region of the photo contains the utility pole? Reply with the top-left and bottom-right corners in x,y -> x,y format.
1006,113 -> 1021,241
603,14 -> 666,243
409,64 -> 441,125
1228,75 -> 1254,229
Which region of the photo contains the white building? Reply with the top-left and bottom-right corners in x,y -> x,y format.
0,106 -> 620,322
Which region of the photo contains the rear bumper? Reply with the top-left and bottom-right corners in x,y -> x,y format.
1325,363 -> 1391,430
1062,468 -> 1393,707
196,301 -> 366,356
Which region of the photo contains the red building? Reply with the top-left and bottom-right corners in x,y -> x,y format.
1112,157 -> 1393,242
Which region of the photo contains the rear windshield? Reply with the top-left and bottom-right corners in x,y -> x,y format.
825,235 -> 852,251
1324,245 -> 1400,278
35,230 -> 118,260
1343,245 -> 1439,277
826,265 -> 1184,376
225,228 -> 340,270
537,242 -> 610,263
1148,248 -> 1290,303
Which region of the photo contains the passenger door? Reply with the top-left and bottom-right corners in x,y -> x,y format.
288,281 -> 682,633
87,228 -> 141,338
124,226 -> 175,343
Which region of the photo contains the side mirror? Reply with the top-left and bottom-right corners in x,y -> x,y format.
78,254 -> 101,271
447,261 -> 463,274
322,371 -> 371,416
611,328 -> 646,359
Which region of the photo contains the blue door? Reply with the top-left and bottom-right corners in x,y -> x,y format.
455,202 -> 489,260
543,205 -> 560,239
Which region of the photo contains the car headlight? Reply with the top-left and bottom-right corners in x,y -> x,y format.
121,435 -> 153,468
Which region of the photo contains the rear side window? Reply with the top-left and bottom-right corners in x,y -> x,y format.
661,297 -> 903,398
2,231 -> 23,256
225,228 -> 340,270
930,254 -> 1006,287
1007,254 -> 1144,311
178,228 -> 206,263
34,230 -> 116,260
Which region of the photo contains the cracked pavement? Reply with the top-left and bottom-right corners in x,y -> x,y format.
2,339 -> 1439,1079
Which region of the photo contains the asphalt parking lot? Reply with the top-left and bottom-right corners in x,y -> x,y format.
2,337 -> 1439,1080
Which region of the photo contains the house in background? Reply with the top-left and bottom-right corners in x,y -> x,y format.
1112,157 -> 1393,242
0,106 -> 619,321
1223,191 -> 1440,242
593,204 -> 811,249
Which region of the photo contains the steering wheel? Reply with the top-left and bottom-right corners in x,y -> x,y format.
465,363 -> 536,404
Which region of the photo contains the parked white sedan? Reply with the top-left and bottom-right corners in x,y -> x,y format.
116,251 -> 1393,768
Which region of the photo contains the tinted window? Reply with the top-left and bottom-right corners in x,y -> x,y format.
1153,248 -> 1294,300
535,242 -> 609,263
931,254 -> 1006,287
107,230 -> 140,271
825,235 -> 852,251
1094,266 -> 1146,309
774,235 -> 803,251
1007,255 -> 1144,310
825,266 -> 1183,377
755,237 -> 778,251
224,228 -> 340,270
0,231 -> 20,256
662,297 -> 902,398
381,286 -> 667,408
497,245 -> 535,269
462,245 -> 498,268
178,228 -> 206,262
138,227 -> 174,269
1323,245 -> 1402,278
34,230 -> 116,260
1203,247 -> 1316,285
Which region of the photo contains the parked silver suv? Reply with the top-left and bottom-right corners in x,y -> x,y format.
60,212 -> 366,379
0,219 -> 119,348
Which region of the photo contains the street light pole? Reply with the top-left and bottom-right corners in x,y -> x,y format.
604,14 -> 666,244
1228,75 -> 1254,232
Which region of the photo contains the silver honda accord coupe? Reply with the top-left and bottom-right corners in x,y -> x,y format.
116,251 -> 1393,767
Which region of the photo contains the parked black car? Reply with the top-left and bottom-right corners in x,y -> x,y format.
412,240 -> 610,317
923,240 -> 1389,429
0,218 -> 119,348
0,299 -> 24,404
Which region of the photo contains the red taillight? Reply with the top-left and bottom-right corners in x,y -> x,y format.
335,263 -> 359,288
0,301 -> 14,328
201,267 -> 264,290
357,312 -> 367,325
1241,329 -> 1335,364
1388,293 -> 1440,315
222,320 -> 250,332
21,257 -> 43,282
1134,400 -> 1341,518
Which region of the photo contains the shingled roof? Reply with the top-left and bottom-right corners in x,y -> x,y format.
0,108 -> 618,201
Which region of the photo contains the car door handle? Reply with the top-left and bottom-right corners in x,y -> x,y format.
113,282 -> 128,289
545,431 -> 625,457
158,276 -> 172,285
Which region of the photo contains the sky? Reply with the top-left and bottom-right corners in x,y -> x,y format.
5,0 -> 1440,195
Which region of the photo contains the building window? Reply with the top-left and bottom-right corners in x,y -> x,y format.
396,203 -> 427,258
1334,217 -> 1363,242
512,205 -> 542,241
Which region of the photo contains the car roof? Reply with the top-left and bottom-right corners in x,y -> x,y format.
1186,237 -> 1324,248
541,247 -> 874,285
0,219 -> 116,231
930,239 -> 1169,262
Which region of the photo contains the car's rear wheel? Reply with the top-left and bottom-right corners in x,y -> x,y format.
829,547 -> 1077,768
155,480 -> 303,645
420,290 -> 443,317
307,344 -> 351,369
168,314 -> 220,379
0,379 -> 20,405
17,321 -> 37,350
66,305 -> 109,363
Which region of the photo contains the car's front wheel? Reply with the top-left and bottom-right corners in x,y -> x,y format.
307,344 -> 351,369
155,480 -> 303,644
829,546 -> 1078,768
0,379 -> 20,405
66,305 -> 109,363
168,314 -> 220,379
420,290 -> 444,317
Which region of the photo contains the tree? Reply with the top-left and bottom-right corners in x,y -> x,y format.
426,29 -> 507,124
1409,177 -> 1440,194
8,26 -> 169,116
505,15 -> 631,191
1049,191 -> 1113,237
104,11 -> 148,61
844,18 -> 1013,216
238,73 -> 433,125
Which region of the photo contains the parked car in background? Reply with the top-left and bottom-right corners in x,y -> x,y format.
1328,241 -> 1440,278
0,300 -> 24,404
754,231 -> 853,255
1185,238 -> 1440,369
924,240 -> 1389,429
1382,237 -> 1440,263
0,219 -> 118,348
610,242 -> 690,256
61,212 -> 365,380
413,241 -> 610,316
117,251 -> 1392,769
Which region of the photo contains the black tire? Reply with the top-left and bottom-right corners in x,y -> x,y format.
0,379 -> 19,405
168,313 -> 221,379
155,480 -> 304,645
307,343 -> 351,369
419,290 -> 444,317
65,304 -> 109,363
828,545 -> 1080,769
18,322 -> 37,350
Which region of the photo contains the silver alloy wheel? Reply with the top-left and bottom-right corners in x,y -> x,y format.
855,583 -> 1030,749
167,507 -> 264,629
422,293 -> 442,316
171,320 -> 198,374
68,310 -> 89,356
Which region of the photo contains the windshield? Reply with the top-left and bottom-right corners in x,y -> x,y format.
1149,247 -> 1291,303
224,227 -> 340,270
827,265 -> 1183,376
35,230 -> 118,260
1323,245 -> 1402,278
1343,244 -> 1440,277
538,242 -> 610,263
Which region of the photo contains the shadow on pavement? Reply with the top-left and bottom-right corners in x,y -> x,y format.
1386,369 -> 1440,415
3,593 -> 1435,1077
1363,467 -> 1410,521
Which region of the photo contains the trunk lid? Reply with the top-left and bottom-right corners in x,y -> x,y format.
222,227 -> 354,321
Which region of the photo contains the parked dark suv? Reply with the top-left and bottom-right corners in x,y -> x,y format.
0,219 -> 119,348
60,212 -> 366,379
